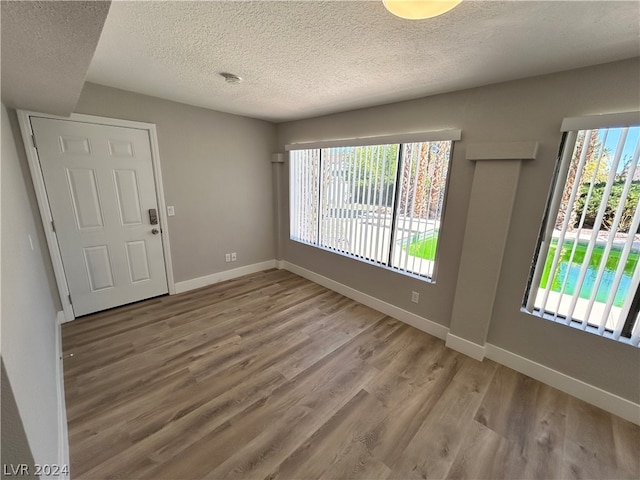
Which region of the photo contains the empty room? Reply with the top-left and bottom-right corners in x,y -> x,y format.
2,1 -> 639,479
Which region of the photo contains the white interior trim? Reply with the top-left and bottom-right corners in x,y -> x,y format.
174,260 -> 277,294
55,311 -> 70,479
466,141 -> 539,161
146,123 -> 176,295
17,110 -> 176,320
445,332 -> 486,361
281,261 -> 449,340
485,343 -> 640,425
561,111 -> 640,132
17,111 -> 74,321
285,129 -> 461,151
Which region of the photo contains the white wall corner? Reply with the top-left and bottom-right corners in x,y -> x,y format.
55,311 -> 70,478
445,332 -> 486,361
281,261 -> 449,340
485,343 -> 640,426
174,260 -> 277,294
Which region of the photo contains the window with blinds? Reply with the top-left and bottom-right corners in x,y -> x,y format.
289,139 -> 453,280
524,115 -> 640,346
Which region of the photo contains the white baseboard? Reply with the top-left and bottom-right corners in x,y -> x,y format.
445,332 -> 486,361
55,311 -> 70,479
60,309 -> 74,324
281,261 -> 449,340
174,260 -> 278,294
280,260 -> 639,425
485,343 -> 640,426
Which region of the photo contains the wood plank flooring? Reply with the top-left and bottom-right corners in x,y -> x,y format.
62,269 -> 640,480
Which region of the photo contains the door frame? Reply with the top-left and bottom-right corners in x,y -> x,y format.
17,110 -> 176,322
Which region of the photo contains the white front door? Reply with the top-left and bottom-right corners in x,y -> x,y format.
31,117 -> 168,316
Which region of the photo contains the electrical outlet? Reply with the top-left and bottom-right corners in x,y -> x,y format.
231,252 -> 237,261
411,291 -> 419,303
167,205 -> 175,216
225,253 -> 231,263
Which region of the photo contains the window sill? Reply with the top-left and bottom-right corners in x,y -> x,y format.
290,237 -> 438,285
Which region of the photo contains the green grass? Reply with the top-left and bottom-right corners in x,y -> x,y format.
409,233 -> 639,275
406,231 -> 439,261
406,233 -> 638,307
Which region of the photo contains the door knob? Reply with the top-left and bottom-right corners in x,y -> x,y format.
151,228 -> 160,235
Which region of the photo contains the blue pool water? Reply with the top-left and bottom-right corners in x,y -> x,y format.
540,240 -> 638,307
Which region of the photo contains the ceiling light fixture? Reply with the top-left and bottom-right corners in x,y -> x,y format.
383,0 -> 462,20
220,72 -> 242,84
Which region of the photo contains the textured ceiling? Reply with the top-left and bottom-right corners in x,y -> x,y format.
1,1 -> 110,116
87,1 -> 640,122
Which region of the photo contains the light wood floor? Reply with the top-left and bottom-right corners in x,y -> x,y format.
62,269 -> 639,480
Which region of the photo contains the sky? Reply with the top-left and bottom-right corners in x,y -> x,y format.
601,126 -> 639,174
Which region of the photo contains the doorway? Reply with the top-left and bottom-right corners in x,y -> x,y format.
18,112 -> 175,319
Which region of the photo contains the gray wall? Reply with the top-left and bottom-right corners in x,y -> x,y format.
1,103 -> 61,466
276,58 -> 640,402
76,83 -> 277,283
1,360 -> 36,479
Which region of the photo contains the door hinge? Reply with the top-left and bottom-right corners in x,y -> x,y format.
31,134 -> 38,149
68,294 -> 72,305
51,220 -> 56,232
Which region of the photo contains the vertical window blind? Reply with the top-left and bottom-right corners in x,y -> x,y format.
525,118 -> 640,345
391,141 -> 451,278
319,144 -> 398,264
289,148 -> 319,245
289,135 -> 455,280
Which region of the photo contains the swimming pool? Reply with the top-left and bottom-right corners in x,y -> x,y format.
540,239 -> 638,307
